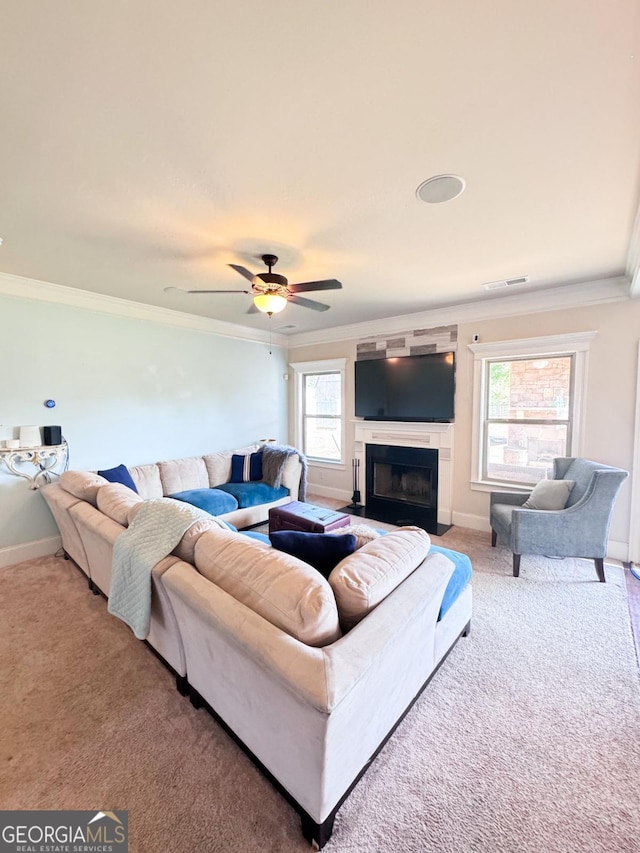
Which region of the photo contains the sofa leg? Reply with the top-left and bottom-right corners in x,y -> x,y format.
176,675 -> 189,696
491,529 -> 497,547
63,550 -> 70,561
88,578 -> 100,595
300,813 -> 335,849
189,686 -> 203,709
594,558 -> 606,583
462,621 -> 471,637
513,554 -> 521,578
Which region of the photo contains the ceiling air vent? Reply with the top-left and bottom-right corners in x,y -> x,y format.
482,276 -> 529,291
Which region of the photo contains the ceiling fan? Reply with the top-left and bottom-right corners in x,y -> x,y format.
175,254 -> 342,315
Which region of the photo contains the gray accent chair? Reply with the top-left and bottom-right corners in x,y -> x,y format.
490,457 -> 628,582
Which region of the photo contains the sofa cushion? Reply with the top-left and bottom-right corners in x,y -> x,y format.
523,479 -> 574,510
59,471 -> 109,505
97,463 -> 139,493
215,481 -> 289,508
329,526 -> 431,630
194,529 -> 342,647
96,483 -> 144,526
241,531 -> 271,545
270,530 -> 358,578
172,516 -> 235,563
230,451 -> 263,483
169,488 -> 238,516
158,457 -> 209,494
203,450 -> 233,487
428,545 -> 473,619
128,463 -> 163,499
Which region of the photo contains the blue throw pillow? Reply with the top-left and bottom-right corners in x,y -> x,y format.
269,530 -> 357,578
230,451 -> 263,483
97,464 -> 138,494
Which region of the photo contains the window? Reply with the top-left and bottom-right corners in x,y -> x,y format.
290,359 -> 347,465
469,332 -> 596,490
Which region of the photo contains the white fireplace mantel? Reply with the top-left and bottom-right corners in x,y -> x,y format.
351,420 -> 454,526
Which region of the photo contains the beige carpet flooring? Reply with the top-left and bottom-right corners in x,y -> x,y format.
1,523 -> 640,852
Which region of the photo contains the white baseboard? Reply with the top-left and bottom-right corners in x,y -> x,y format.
451,511 -> 491,532
606,539 -> 629,563
0,535 -> 62,569
306,484 -> 352,502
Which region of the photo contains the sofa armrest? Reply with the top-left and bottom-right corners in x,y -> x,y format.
322,552 -> 455,709
280,454 -> 302,496
163,552 -> 463,825
510,499 -> 605,556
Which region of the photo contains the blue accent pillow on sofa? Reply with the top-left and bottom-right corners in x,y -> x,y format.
270,530 -> 358,578
97,464 -> 138,494
230,451 -> 263,483
169,488 -> 238,515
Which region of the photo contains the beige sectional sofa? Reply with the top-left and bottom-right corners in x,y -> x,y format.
40,449 -> 472,848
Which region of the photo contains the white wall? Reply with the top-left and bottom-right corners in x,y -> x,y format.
0,294 -> 288,553
288,298 -> 640,558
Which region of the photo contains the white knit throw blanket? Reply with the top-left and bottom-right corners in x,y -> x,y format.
107,498 -> 210,640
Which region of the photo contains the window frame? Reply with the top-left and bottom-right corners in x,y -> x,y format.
468,332 -> 596,492
290,358 -> 347,467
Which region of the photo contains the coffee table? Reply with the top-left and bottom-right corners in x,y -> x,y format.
269,501 -> 351,535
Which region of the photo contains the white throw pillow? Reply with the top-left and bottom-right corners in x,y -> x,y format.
522,479 -> 575,510
194,529 -> 342,647
329,526 -> 431,630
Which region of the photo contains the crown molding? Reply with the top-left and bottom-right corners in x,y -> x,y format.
286,275 -> 631,349
0,271 -> 287,348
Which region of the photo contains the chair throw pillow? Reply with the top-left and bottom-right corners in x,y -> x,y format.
522,479 -> 575,510
270,530 -> 358,578
230,451 -> 263,483
97,463 -> 139,494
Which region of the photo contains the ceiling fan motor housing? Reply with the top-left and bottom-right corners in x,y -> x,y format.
255,272 -> 288,288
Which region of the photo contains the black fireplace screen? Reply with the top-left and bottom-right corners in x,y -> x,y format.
363,443 -> 440,532
372,461 -> 433,507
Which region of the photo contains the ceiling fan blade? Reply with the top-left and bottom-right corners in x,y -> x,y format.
228,264 -> 256,282
287,279 -> 342,293
246,302 -> 260,314
183,289 -> 250,294
287,294 -> 330,311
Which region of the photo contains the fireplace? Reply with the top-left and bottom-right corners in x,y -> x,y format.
349,419 -> 454,533
364,444 -> 446,534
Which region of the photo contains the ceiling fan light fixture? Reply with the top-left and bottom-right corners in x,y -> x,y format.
253,292 -> 287,314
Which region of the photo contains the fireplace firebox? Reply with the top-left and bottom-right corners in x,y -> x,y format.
363,444 -> 450,535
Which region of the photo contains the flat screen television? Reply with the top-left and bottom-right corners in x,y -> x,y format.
355,351 -> 455,422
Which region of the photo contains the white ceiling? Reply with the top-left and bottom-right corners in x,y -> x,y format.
1,1 -> 640,335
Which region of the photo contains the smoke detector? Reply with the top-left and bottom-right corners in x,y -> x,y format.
416,174 -> 466,204
482,276 -> 529,291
